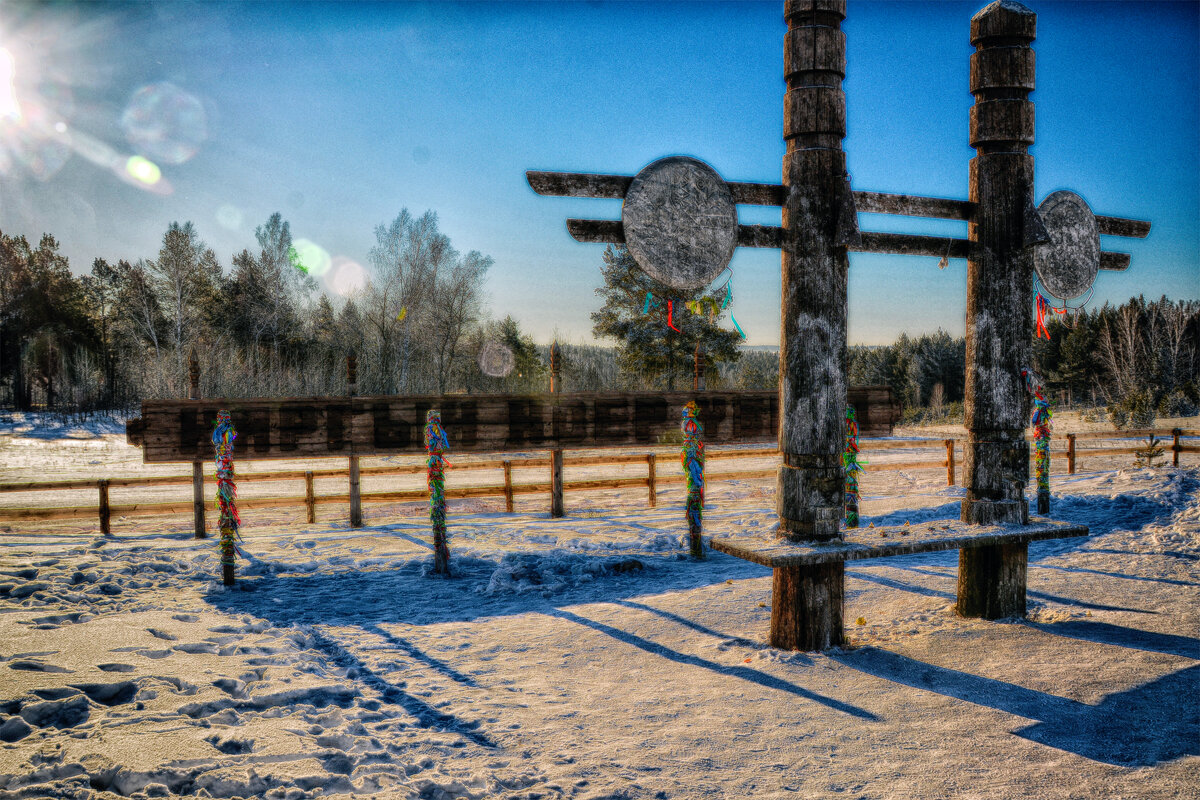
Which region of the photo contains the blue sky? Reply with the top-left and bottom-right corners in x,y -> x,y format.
1,1 -> 1195,346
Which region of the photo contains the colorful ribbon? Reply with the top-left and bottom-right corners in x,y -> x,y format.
843,405 -> 864,528
681,401 -> 705,558
1021,368 -> 1053,499
212,410 -> 242,568
424,409 -> 451,575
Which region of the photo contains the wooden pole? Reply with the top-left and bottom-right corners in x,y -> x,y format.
1173,428 -> 1182,467
98,479 -> 110,536
304,470 -> 315,523
956,541 -> 1027,619
682,401 -> 705,559
646,453 -> 657,508
770,564 -> 844,650
189,349 -> 205,539
1067,433 -> 1076,474
777,0 -> 850,545
347,353 -> 362,528
549,341 -> 565,517
945,439 -> 956,486
502,460 -> 514,512
960,0 -> 1036,528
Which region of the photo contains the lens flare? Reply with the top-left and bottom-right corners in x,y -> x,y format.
0,48 -> 20,119
329,257 -> 367,296
291,238 -> 331,277
121,82 -> 207,165
215,204 -> 243,231
478,341 -> 515,378
125,155 -> 161,185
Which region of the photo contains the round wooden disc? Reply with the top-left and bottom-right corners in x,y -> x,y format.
1034,190 -> 1099,300
621,156 -> 737,292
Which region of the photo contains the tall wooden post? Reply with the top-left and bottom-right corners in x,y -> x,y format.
777,0 -> 849,544
549,341 -> 565,518
1172,428 -> 1182,467
347,353 -> 363,528
958,0 -> 1037,621
189,349 -> 206,539
772,0 -> 848,649
1066,433 -> 1076,474
693,344 -> 705,392
98,479 -> 110,536
961,0 -> 1036,528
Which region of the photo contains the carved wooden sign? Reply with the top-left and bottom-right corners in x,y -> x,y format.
1033,190 -> 1100,299
125,387 -> 899,463
622,156 -> 738,290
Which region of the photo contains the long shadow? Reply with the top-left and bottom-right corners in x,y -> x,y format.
360,623 -> 478,687
610,600 -> 763,651
547,608 -> 876,721
303,627 -> 495,749
1034,563 -> 1200,588
1025,619 -> 1200,660
847,566 -> 1153,614
1082,547 -> 1198,562
833,647 -> 1199,766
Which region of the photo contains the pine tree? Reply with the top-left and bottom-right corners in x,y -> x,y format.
590,245 -> 741,391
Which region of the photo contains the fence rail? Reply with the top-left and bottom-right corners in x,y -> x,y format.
1,429 -> 1195,534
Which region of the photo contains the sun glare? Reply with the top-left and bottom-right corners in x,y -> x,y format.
0,47 -> 21,119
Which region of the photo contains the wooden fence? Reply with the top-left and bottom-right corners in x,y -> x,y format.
1,429 -> 1195,535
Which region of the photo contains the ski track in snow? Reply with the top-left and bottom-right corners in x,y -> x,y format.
0,417 -> 1197,798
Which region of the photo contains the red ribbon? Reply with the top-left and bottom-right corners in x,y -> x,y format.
667,299 -> 680,332
1035,294 -> 1050,339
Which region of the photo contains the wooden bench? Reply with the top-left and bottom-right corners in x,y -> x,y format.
710,518 -> 1088,651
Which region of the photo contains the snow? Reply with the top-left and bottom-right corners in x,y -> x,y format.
0,415 -> 1197,799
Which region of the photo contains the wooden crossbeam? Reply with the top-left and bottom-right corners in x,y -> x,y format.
530,170 -> 1150,239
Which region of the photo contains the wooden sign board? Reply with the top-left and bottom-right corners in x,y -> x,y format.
126,388 -> 899,463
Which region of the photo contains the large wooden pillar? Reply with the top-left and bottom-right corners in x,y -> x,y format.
773,0 -> 849,649
961,0 -> 1036,528
777,0 -> 849,544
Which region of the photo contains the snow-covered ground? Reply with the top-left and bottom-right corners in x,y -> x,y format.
0,413 -> 1197,799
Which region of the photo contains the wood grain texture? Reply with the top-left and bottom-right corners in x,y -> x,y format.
709,517 -> 1086,568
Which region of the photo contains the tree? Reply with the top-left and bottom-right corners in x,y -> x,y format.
591,245 -> 741,391
365,209 -> 455,393
81,257 -> 121,405
149,221 -> 221,390
429,250 -> 491,393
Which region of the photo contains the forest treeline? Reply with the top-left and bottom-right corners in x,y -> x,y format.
0,211 -> 1195,427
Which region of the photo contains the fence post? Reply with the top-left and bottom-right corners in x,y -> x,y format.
682,402 -> 704,559
347,353 -> 363,528
1173,428 -> 1182,467
502,460 -> 514,513
549,342 -> 565,517
1067,433 -> 1076,475
304,470 -> 315,524
647,453 -> 657,508
98,479 -> 110,536
190,349 -> 206,539
945,439 -> 956,486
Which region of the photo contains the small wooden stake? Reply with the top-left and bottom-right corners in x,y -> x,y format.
769,563 -> 845,651
956,541 -> 1028,620
1067,433 -> 1076,474
304,470 -> 315,523
646,453 -> 657,508
1173,428 -> 1182,467
98,479 -> 110,536
502,460 -> 514,512
347,352 -> 362,528
192,462 -> 206,538
189,349 -> 206,539
945,439 -> 956,486
549,341 -> 565,518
